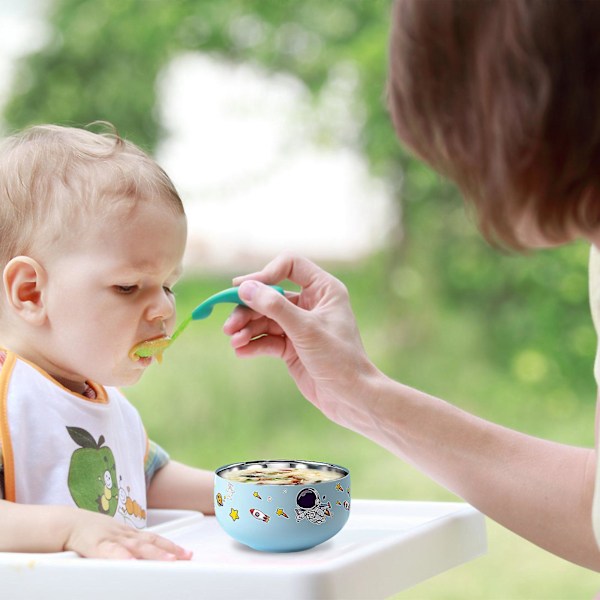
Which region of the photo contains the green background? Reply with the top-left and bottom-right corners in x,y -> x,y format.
4,0 -> 599,596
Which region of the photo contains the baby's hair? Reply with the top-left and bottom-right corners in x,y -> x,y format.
388,0 -> 600,249
0,123 -> 184,266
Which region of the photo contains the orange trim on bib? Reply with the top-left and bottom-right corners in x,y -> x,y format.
0,352 -> 17,502
85,381 -> 108,404
2,351 -> 109,404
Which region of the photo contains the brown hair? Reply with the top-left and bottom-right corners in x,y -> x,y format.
388,0 -> 600,249
0,123 -> 184,265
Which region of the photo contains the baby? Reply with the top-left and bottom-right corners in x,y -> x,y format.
0,124 -> 213,559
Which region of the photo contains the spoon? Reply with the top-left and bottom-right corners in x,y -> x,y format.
129,284 -> 285,362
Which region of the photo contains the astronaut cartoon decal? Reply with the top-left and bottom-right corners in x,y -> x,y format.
294,487 -> 332,524
215,481 -> 350,527
66,426 -> 146,527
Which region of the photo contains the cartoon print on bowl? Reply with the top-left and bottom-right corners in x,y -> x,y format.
295,488 -> 332,525
214,460 -> 351,552
250,508 -> 270,523
225,482 -> 235,500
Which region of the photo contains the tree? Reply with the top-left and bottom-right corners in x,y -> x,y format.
3,0 -> 594,409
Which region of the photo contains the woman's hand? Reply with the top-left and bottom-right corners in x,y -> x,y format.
224,253 -> 380,429
224,254 -> 600,571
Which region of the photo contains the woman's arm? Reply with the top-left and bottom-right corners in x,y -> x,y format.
366,375 -> 598,570
224,253 -> 600,571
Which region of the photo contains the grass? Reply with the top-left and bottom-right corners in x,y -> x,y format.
126,259 -> 599,599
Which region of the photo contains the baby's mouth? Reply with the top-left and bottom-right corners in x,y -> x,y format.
128,336 -> 171,364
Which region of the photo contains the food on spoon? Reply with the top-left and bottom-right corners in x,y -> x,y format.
128,337 -> 171,363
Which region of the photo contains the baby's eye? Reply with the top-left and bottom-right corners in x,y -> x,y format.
115,285 -> 138,294
163,286 -> 175,296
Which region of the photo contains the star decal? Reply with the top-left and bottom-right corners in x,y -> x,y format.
229,508 -> 239,521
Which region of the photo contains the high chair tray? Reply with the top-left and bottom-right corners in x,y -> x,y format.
0,499 -> 486,599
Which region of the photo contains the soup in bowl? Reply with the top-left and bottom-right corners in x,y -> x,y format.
214,460 -> 350,552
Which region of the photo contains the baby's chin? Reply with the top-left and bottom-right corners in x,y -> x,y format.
113,370 -> 145,388
96,366 -> 146,389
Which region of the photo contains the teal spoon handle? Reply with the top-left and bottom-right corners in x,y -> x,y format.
169,285 -> 284,343
139,285 -> 286,353
192,285 -> 284,320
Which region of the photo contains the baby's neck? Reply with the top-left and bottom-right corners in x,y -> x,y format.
0,347 -> 92,397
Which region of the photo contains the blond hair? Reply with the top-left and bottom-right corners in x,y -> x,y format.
0,123 -> 184,265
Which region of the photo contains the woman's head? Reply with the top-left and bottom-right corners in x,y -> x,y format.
389,0 -> 600,249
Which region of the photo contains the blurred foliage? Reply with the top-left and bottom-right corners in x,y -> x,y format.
4,0 -> 595,410
130,269 -> 598,599
3,0 -> 599,596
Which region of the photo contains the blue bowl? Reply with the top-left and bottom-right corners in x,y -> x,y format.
214,460 -> 351,552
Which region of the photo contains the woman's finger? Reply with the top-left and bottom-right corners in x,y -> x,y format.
229,315 -> 285,347
233,332 -> 289,359
233,253 -> 326,289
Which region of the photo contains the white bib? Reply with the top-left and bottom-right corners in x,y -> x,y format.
0,352 -> 148,529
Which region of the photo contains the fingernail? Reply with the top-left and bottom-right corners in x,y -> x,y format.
239,280 -> 258,302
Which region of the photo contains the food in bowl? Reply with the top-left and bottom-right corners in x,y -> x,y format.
214,460 -> 351,552
220,464 -> 343,485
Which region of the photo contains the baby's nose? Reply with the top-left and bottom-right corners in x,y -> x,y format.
147,290 -> 175,322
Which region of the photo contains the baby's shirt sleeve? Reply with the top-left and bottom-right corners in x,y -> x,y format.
144,439 -> 170,488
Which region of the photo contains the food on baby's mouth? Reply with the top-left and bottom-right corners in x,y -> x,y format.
221,465 -> 343,485
128,337 -> 171,363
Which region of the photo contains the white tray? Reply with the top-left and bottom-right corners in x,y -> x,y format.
1,499 -> 486,599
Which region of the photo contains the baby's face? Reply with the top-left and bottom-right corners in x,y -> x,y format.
38,200 -> 187,390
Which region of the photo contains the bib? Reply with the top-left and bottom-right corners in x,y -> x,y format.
0,351 -> 148,528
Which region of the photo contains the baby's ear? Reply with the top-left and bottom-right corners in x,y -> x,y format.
3,257 -> 47,326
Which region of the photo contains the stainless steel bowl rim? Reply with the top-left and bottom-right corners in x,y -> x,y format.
215,459 -> 349,478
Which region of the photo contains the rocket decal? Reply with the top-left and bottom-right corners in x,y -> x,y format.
249,508 -> 270,523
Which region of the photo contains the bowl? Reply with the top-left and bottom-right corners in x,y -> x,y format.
214,459 -> 351,552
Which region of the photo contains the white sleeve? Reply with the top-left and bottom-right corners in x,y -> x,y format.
589,245 -> 600,385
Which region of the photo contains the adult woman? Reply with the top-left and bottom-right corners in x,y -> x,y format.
223,0 -> 600,570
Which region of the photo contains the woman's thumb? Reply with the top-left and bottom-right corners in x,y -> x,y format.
238,280 -> 298,330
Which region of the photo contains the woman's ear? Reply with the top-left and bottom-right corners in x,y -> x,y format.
3,256 -> 47,326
